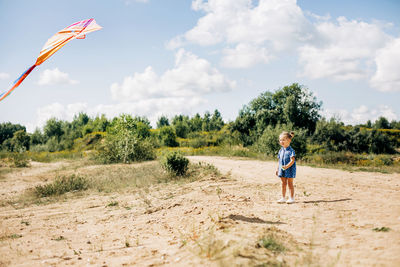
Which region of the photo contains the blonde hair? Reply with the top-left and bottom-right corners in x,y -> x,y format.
280,131 -> 295,140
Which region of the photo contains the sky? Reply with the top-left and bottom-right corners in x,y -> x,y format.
0,0 -> 399,132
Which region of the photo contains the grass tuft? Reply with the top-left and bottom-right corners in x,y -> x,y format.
372,227 -> 391,232
257,234 -> 286,253
106,201 -> 119,207
34,174 -> 89,197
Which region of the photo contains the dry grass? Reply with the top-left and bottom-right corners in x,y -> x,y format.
6,159 -> 222,208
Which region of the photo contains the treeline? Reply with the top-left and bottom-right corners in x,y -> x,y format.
1,83 -> 399,160
0,110 -> 226,153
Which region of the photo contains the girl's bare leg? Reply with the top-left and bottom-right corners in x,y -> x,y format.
280,177 -> 288,197
287,178 -> 294,198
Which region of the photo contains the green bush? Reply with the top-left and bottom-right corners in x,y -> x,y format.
34,174 -> 89,197
257,234 -> 285,252
161,151 -> 189,176
302,152 -> 396,167
11,152 -> 30,167
158,126 -> 178,147
96,133 -> 156,164
255,124 -> 308,159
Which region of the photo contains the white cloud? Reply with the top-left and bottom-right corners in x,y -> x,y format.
168,0 -> 314,68
111,49 -> 236,102
221,43 -> 273,68
31,49 -> 235,129
298,17 -> 391,81
0,72 -> 10,80
323,105 -> 397,125
169,0 -> 399,91
35,102 -> 88,128
38,68 -> 78,86
370,37 -> 400,92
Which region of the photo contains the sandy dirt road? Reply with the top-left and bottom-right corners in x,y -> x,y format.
0,156 -> 399,266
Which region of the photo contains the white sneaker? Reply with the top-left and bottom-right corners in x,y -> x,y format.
277,197 -> 286,203
286,197 -> 295,204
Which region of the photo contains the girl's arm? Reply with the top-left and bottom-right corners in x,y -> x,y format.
282,156 -> 295,170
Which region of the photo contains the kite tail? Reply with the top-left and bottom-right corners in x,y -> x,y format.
0,65 -> 36,102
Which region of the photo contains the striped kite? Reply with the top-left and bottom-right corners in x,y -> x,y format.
0,18 -> 102,102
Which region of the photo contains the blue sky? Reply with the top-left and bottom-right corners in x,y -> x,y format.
0,0 -> 399,132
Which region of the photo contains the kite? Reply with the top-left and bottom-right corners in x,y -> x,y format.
0,18 -> 102,102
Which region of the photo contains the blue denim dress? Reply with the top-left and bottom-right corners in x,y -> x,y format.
277,146 -> 296,178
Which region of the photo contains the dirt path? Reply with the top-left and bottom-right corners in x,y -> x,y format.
189,156 -> 400,266
0,156 -> 399,266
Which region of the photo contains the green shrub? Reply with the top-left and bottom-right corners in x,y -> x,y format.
158,126 -> 178,147
257,234 -> 285,252
34,174 -> 89,197
10,152 -> 30,167
255,124 -> 308,159
161,151 -> 189,176
73,132 -> 105,151
96,133 -> 156,164
303,152 -> 396,167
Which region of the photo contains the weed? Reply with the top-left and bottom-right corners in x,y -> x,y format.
20,221 -> 30,226
125,237 -> 130,247
34,174 -> 89,197
216,187 -> 223,200
11,153 -> 30,167
372,227 -> 391,232
106,201 -> 119,207
257,235 -> 285,253
193,226 -> 225,260
9,234 -> 23,239
52,236 -> 65,241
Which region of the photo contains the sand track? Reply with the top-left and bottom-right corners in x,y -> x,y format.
0,156 -> 399,266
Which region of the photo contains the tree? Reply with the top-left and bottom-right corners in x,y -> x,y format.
368,130 -> 395,154
202,111 -> 211,132
11,130 -> 30,151
91,114 -> 109,132
390,120 -> 400,130
43,118 -> 64,141
189,113 -> 203,132
231,83 -> 322,145
210,109 -> 224,131
30,128 -> 45,146
172,115 -> 190,138
156,116 -> 170,128
312,118 -> 347,151
159,126 -> 178,147
374,117 -> 391,129
109,114 -> 151,139
0,122 -> 25,144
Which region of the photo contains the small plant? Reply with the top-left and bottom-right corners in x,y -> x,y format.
257,234 -> 286,253
9,234 -> 23,239
11,153 -> 30,168
125,237 -> 130,247
34,174 -> 89,197
107,201 -> 119,207
21,220 -> 30,226
372,227 -> 391,232
161,151 -> 189,176
216,187 -> 222,200
52,235 -> 65,241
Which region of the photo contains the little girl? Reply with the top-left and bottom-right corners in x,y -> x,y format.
276,131 -> 296,204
